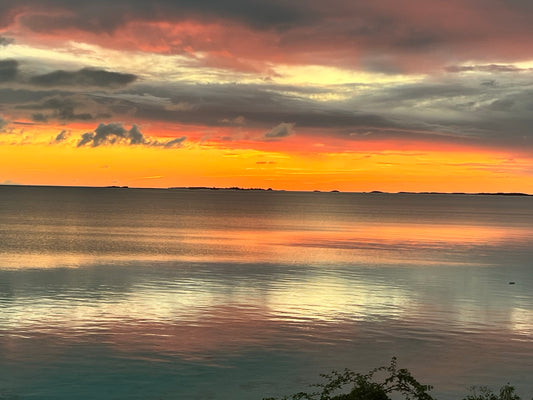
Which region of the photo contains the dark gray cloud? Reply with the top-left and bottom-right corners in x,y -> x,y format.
0,115 -> 7,130
76,122 -> 186,148
6,80 -> 368,131
446,64 -> 532,73
488,98 -> 515,111
3,62 -> 533,152
164,136 -> 186,148
30,68 -> 137,88
46,79 -> 527,150
0,62 -> 137,121
0,88 -> 66,104
127,124 -> 144,145
341,76 -> 533,150
31,113 -> 48,122
0,59 -> 18,83
0,36 -> 14,46
16,94 -> 117,121
78,122 -> 139,147
117,82 -> 395,131
77,132 -> 94,147
6,0 -> 314,33
52,129 -> 70,143
20,96 -> 94,121
151,136 -> 187,148
264,122 -> 294,139
0,60 -> 136,94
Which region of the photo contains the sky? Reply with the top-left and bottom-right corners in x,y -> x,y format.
1,0 -> 533,192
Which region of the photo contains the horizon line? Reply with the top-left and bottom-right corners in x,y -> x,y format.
1,183 -> 531,196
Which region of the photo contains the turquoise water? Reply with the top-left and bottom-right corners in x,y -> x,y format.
0,186 -> 532,399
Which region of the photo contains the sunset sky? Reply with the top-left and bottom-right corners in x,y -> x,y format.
2,0 -> 533,192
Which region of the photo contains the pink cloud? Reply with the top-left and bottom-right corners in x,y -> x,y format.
4,1 -> 533,75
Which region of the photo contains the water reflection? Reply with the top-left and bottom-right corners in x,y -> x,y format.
1,188 -> 533,399
1,260 -> 532,399
2,261 -> 531,338
2,220 -> 533,268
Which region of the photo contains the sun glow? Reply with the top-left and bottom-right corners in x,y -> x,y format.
2,130 -> 532,193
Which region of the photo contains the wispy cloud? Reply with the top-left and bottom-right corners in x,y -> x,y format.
264,122 -> 295,139
52,129 -> 70,143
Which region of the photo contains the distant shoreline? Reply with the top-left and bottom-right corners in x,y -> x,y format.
1,184 -> 532,196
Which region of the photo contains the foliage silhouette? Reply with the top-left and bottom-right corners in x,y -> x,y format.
263,357 -> 434,400
264,358 -> 531,400
462,384 -> 522,400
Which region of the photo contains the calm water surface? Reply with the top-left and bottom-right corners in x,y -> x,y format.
0,186 -> 532,399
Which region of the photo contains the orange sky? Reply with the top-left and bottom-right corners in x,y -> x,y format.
1,1 -> 533,192
2,120 -> 532,192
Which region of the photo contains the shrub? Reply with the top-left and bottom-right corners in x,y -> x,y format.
462,384 -> 521,400
264,359 -> 530,400
263,357 -> 434,400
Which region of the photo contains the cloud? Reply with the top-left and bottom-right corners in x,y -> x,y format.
3,61 -> 533,153
151,136 -> 187,148
6,0 -> 533,77
163,136 -> 186,148
11,0 -> 314,33
53,129 -> 70,143
0,115 -> 7,130
127,124 -> 144,145
77,122 -> 140,147
0,59 -> 18,83
264,122 -> 294,139
2,78 -> 395,135
33,100 -> 93,120
18,94 -> 115,121
124,82 -> 395,131
338,74 -> 533,150
31,113 -> 48,122
77,132 -> 95,147
30,68 -> 137,88
6,0 -> 533,74
76,122 -> 186,148
0,36 -> 13,46
0,88 -> 66,105
164,102 -> 195,112
220,115 -> 246,125
488,99 -> 515,112
446,64 -> 532,73
0,59 -> 136,91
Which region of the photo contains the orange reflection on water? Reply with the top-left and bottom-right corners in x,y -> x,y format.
2,220 -> 531,269
175,221 -> 532,265
333,222 -> 528,244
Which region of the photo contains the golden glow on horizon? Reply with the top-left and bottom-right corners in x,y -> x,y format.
2,137 -> 533,193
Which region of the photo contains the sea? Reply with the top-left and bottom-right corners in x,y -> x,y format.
0,185 -> 532,400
